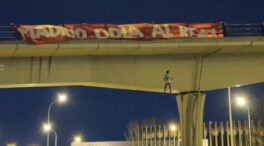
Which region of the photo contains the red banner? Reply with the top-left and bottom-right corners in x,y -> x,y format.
12,23 -> 223,44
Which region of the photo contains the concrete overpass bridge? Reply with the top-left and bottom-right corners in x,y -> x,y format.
1,37 -> 264,91
1,36 -> 264,146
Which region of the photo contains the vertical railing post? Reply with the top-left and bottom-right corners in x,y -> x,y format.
177,125 -> 180,146
244,120 -> 248,146
257,121 -> 262,146
227,121 -> 230,146
146,125 -> 148,146
251,121 -> 255,146
138,124 -> 140,146
214,122 -> 218,146
169,125 -> 171,146
209,122 -> 212,146
159,125 -> 161,146
141,125 -> 144,146
238,121 -> 242,146
155,124 -> 157,146
220,121 -> 224,146
150,125 -> 152,146
173,128 -> 176,146
163,125 -> 166,146
233,121 -> 237,146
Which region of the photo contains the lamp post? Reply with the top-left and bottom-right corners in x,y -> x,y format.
228,87 -> 234,146
236,97 -> 251,146
52,129 -> 58,146
43,123 -> 58,146
228,85 -> 242,146
47,93 -> 67,146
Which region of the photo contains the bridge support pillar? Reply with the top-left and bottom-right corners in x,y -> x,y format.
176,92 -> 206,146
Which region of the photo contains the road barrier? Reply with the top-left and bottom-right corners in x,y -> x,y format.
136,120 -> 264,146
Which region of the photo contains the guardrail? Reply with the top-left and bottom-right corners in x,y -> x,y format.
0,24 -> 19,40
1,23 -> 264,41
224,23 -> 264,36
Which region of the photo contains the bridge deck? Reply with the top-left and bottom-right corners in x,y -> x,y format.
1,36 -> 264,57
0,82 -> 179,93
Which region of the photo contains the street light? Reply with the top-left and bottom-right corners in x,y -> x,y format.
170,124 -> 177,132
47,93 -> 68,146
236,97 -> 251,146
43,123 -> 51,132
43,123 -> 58,146
227,85 -> 243,146
236,97 -> 246,106
58,94 -> 67,103
73,135 -> 82,143
6,143 -> 16,146
169,124 -> 177,146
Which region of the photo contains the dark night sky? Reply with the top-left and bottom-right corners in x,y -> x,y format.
0,0 -> 264,24
1,0 -> 264,146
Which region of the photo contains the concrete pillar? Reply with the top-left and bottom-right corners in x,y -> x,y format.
176,92 -> 206,146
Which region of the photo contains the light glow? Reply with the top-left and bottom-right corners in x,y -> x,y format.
170,124 -> 177,132
43,123 -> 51,132
236,97 -> 246,106
7,143 -> 16,146
74,135 -> 82,143
57,93 -> 67,103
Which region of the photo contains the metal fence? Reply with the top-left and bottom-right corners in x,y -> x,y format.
1,23 -> 264,41
0,24 -> 19,40
138,120 -> 264,146
140,124 -> 181,146
224,23 -> 264,37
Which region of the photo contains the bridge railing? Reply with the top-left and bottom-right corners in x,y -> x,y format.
1,23 -> 264,41
0,24 -> 20,40
224,23 -> 264,36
